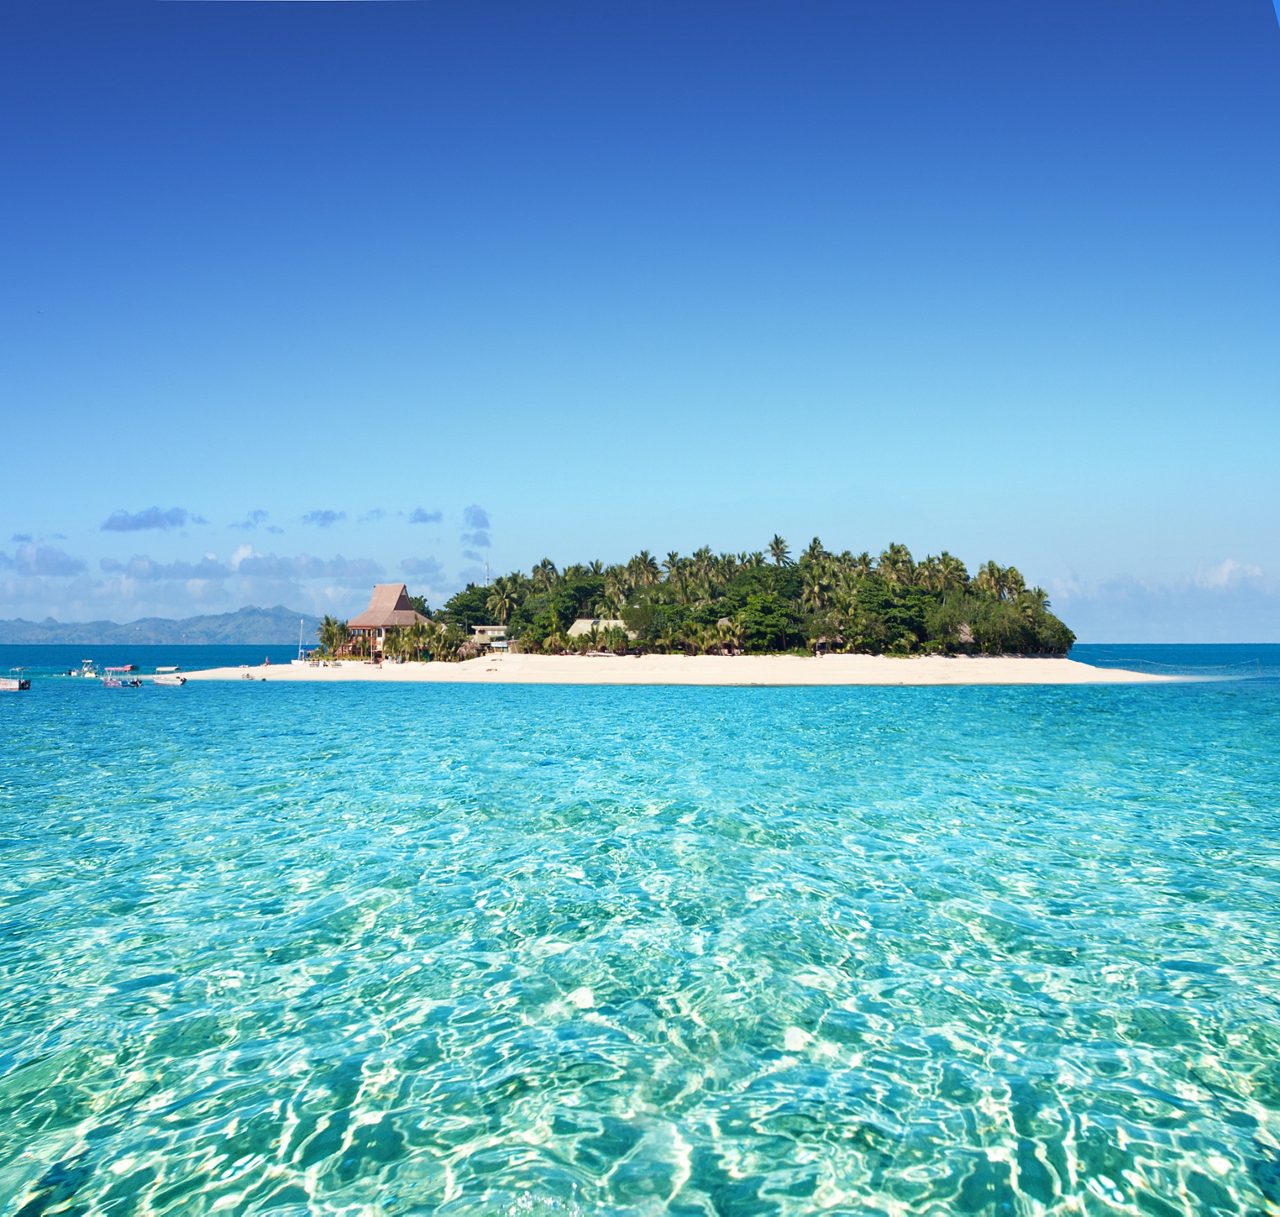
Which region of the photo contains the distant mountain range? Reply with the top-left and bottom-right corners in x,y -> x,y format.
0,606 -> 322,645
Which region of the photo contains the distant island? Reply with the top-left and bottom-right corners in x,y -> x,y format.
0,605 -> 321,646
319,537 -> 1075,661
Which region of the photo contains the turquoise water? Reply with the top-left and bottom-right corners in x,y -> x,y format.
2,661 -> 1279,1213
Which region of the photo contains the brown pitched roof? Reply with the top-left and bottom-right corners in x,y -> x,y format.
347,583 -> 429,629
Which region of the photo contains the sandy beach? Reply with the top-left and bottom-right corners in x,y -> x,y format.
182,653 -> 1173,686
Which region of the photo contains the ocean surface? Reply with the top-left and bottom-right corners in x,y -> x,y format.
2,645 -> 1278,1214
0,643 -> 302,677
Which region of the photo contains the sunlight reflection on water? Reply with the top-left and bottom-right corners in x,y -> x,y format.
1,680 -> 1278,1213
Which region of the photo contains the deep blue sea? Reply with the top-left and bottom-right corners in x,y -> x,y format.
2,646 -> 1278,1214
0,643 -> 302,678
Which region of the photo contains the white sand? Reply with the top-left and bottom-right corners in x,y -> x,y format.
182,653 -> 1173,686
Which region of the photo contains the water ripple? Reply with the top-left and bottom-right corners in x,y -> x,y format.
2,681 -> 1278,1213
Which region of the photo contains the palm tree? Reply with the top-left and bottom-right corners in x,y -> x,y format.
426,621 -> 461,662
596,589 -> 622,618
531,558 -> 558,591
801,565 -> 830,614
878,542 -> 915,587
602,572 -> 629,617
636,550 -> 661,586
917,555 -> 944,593
601,625 -> 628,655
802,536 -> 827,565
972,560 -> 1013,598
664,553 -> 688,598
486,576 -> 516,624
716,616 -> 743,654
383,627 -> 410,662
834,568 -> 861,609
406,620 -> 430,661
692,622 -> 719,655
1016,588 -> 1048,626
318,615 -> 350,657
938,552 -> 969,591
768,535 -> 792,566
656,622 -> 683,653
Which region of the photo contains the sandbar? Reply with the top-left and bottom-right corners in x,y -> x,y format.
182,653 -> 1174,686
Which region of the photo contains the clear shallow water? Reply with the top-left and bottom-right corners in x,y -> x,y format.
2,663 -> 1279,1214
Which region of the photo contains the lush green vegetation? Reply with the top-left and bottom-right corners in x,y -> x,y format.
428,537 -> 1072,657
317,537 -> 1074,660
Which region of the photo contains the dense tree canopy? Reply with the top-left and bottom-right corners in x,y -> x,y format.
424,537 -> 1075,658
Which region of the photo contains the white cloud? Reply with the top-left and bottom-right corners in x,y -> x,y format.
1194,558 -> 1263,589
1049,560 -> 1276,642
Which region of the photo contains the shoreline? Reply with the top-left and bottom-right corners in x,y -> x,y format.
180,653 -> 1177,686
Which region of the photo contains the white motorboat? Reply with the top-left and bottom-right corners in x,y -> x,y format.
102,666 -> 141,688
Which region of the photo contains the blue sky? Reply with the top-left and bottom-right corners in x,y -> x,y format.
2,1 -> 1277,640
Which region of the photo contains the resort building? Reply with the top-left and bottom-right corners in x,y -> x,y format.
471,624 -> 508,652
346,583 -> 429,660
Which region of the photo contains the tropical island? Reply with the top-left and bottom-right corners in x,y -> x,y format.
316,536 -> 1075,662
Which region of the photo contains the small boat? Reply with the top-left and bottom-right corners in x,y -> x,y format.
156,665 -> 181,674
153,674 -> 187,686
68,659 -> 99,678
1,669 -> 30,692
102,669 -> 142,688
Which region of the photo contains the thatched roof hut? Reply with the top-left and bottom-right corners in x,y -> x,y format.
348,584 -> 429,631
